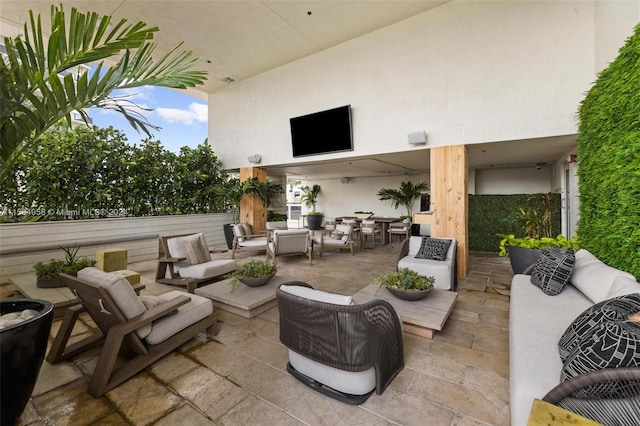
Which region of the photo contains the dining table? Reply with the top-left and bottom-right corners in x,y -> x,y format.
335,216 -> 401,245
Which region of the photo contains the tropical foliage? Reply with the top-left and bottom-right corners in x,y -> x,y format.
0,125 -> 227,222
577,22 -> 640,278
497,234 -> 577,257
377,180 -> 429,218
0,5 -> 207,184
300,184 -> 322,213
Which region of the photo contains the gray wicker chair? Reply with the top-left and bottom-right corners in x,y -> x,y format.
542,367 -> 640,425
276,282 -> 404,404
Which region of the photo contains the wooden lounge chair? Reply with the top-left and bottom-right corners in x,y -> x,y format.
267,229 -> 313,264
47,268 -> 218,397
230,223 -> 268,258
313,224 -> 355,256
156,233 -> 236,293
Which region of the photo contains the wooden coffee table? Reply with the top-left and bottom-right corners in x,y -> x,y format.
195,275 -> 294,318
352,284 -> 458,338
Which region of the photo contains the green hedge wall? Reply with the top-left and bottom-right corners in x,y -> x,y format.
577,23 -> 640,279
468,194 -> 561,252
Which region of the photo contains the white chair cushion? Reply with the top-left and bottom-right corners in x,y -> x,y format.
289,349 -> 376,395
233,224 -> 245,242
571,249 -> 636,303
280,285 -> 353,305
178,259 -> 236,279
167,236 -> 189,259
77,267 -> 151,338
398,257 -> 453,290
144,291 -> 214,345
238,237 -> 267,247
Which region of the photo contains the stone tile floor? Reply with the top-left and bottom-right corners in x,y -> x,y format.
3,244 -> 513,426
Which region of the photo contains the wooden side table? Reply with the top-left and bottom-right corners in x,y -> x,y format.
527,398 -> 603,425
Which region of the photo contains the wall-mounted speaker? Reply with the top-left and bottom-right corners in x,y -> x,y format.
408,131 -> 427,145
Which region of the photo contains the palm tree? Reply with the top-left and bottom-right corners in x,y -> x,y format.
300,184 -> 322,212
377,180 -> 429,219
0,5 -> 207,183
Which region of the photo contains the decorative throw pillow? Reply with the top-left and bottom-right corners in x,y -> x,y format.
183,234 -> 211,265
415,237 -> 451,261
560,320 -> 640,398
331,230 -> 344,240
558,293 -> 640,361
241,223 -> 253,240
530,247 -> 575,296
139,295 -> 165,310
232,224 -> 245,242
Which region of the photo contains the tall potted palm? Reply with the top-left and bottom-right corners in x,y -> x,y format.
0,5 -> 207,185
377,180 -> 429,220
300,184 -> 323,230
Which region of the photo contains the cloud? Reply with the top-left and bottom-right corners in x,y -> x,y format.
156,102 -> 208,125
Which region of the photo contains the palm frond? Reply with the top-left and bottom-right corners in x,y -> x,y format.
0,5 -> 207,184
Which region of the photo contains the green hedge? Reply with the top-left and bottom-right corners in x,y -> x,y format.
577,23 -> 640,279
468,194 -> 561,252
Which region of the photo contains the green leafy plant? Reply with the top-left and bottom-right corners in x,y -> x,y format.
33,246 -> 96,278
374,268 -> 435,291
515,193 -> 554,239
497,234 -> 577,257
1,5 -> 207,184
576,22 -> 640,278
33,259 -> 65,279
377,181 -> 429,219
300,184 -> 322,214
226,260 -> 277,290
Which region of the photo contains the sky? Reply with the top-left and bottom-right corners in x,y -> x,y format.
89,84 -> 208,153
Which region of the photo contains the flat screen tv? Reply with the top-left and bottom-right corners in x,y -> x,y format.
290,105 -> 353,157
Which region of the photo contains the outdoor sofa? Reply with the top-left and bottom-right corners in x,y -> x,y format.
510,248 -> 640,425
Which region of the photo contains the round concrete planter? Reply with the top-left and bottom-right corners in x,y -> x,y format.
508,246 -> 541,274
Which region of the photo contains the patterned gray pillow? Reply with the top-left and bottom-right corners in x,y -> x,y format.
558,293 -> 640,361
561,320 -> 640,398
415,237 -> 451,261
530,247 -> 575,295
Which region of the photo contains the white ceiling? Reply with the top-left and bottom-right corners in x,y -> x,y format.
0,1 -> 578,179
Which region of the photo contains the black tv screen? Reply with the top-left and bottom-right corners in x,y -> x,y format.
290,105 -> 353,157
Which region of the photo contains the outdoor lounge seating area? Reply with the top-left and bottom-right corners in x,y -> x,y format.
2,245 -> 514,425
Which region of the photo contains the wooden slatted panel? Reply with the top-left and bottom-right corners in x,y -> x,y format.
430,145 -> 468,278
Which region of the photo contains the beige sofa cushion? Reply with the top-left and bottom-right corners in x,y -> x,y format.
144,291 -> 213,345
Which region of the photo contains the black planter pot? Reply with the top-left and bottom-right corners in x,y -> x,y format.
223,223 -> 235,250
508,246 -> 541,274
307,215 -> 324,231
1,299 -> 54,426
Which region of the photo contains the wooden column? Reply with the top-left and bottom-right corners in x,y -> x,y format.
430,145 -> 468,278
239,167 -> 267,233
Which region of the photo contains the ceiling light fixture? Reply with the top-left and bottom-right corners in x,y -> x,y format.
222,77 -> 235,84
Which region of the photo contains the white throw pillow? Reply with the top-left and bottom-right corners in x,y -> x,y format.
571,249 -> 636,303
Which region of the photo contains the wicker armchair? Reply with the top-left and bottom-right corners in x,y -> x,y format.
542,367 -> 640,425
276,282 -> 404,404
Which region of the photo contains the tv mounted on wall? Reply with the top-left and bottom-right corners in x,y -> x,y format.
290,105 -> 353,158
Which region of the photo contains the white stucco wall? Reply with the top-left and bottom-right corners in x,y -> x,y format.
209,0 -> 611,170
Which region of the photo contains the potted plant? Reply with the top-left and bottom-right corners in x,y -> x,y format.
377,181 -> 428,235
497,193 -> 577,274
33,246 -> 97,288
374,268 -> 435,301
498,234 -> 577,274
226,259 -> 277,290
300,184 -> 324,230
